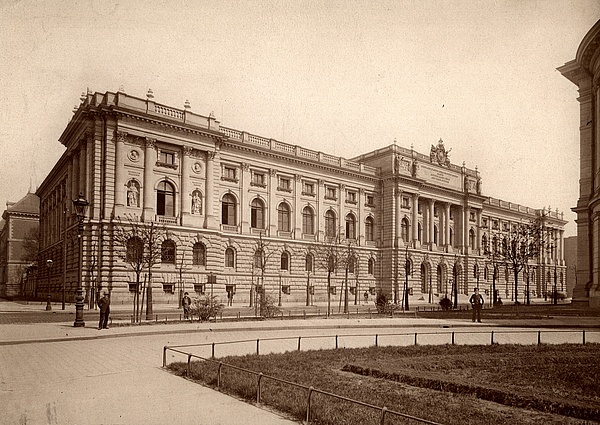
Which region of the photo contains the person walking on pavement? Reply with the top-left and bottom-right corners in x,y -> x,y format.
363,291 -> 369,305
469,287 -> 484,323
182,292 -> 192,319
98,291 -> 110,329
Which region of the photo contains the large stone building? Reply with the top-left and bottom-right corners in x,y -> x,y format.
0,192 -> 39,298
36,89 -> 566,307
559,19 -> 600,307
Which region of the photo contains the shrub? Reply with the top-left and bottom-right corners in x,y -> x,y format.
189,295 -> 224,321
259,294 -> 282,318
439,297 -> 452,311
375,292 -> 400,314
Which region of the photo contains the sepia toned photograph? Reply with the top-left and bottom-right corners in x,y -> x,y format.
0,1 -> 599,424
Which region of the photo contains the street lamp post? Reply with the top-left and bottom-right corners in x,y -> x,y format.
45,259 -> 53,311
72,192 -> 89,327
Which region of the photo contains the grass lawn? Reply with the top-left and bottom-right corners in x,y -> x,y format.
168,343 -> 600,425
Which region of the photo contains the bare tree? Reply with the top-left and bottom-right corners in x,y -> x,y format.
312,230 -> 354,316
252,233 -> 274,317
113,215 -> 166,322
493,216 -> 548,305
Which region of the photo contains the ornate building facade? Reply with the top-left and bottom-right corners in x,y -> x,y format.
36,90 -> 566,306
559,19 -> 600,307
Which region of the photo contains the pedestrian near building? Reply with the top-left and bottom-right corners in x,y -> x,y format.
469,287 -> 484,323
363,291 -> 369,305
182,292 -> 191,319
98,291 -> 110,330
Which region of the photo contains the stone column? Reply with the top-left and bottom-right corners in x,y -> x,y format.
317,179 -> 325,240
180,146 -> 193,220
85,133 -> 93,214
559,229 -> 565,264
269,169 -> 278,236
412,193 -> 419,247
71,148 -> 79,199
115,131 -> 126,207
142,138 -> 157,221
445,203 -> 451,249
240,163 -> 250,233
428,198 -> 435,247
204,151 -> 216,229
358,188 -> 365,245
463,206 -> 470,253
476,209 -> 482,253
294,174 -> 302,238
395,188 -> 402,248
340,184 -> 346,238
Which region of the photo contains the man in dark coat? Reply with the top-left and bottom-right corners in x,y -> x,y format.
469,287 -> 484,323
182,292 -> 192,319
98,292 -> 110,330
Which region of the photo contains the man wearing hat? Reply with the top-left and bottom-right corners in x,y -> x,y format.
182,292 -> 192,320
98,291 -> 110,330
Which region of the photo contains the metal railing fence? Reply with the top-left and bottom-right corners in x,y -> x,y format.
163,328 -> 598,425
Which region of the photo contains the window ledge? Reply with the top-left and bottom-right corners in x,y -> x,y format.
156,161 -> 178,170
251,182 -> 267,188
221,177 -> 239,183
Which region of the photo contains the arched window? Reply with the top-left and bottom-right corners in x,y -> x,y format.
221,194 -> 237,225
126,236 -> 143,263
421,263 -> 428,293
192,242 -> 206,266
492,235 -> 498,254
281,251 -> 290,270
345,213 -> 356,239
250,198 -> 265,229
437,264 -> 444,293
278,203 -> 291,232
305,253 -> 313,273
450,228 -> 454,246
348,256 -> 356,274
365,216 -> 374,241
254,249 -> 263,270
225,247 -> 235,268
161,240 -> 176,264
157,181 -> 175,216
401,218 -> 409,242
325,210 -> 336,238
469,229 -> 476,250
434,225 -> 439,245
418,222 -> 422,242
302,206 -> 315,235
368,258 -> 374,275
482,234 -> 488,254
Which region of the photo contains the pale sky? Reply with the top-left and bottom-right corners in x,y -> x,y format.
1,0 -> 598,236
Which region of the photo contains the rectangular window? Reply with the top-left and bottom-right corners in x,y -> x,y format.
159,151 -> 175,165
346,191 -> 357,203
162,284 -> 174,294
470,212 -> 476,222
366,195 -> 375,206
252,172 -> 265,186
303,182 -> 315,195
325,187 -> 336,200
279,177 -> 291,192
401,197 -> 410,208
223,166 -> 236,181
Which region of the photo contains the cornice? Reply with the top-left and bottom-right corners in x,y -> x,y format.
220,140 -> 380,184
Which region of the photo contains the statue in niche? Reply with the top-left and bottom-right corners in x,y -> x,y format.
191,190 -> 202,214
476,178 -> 482,195
127,181 -> 139,207
411,160 -> 418,178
